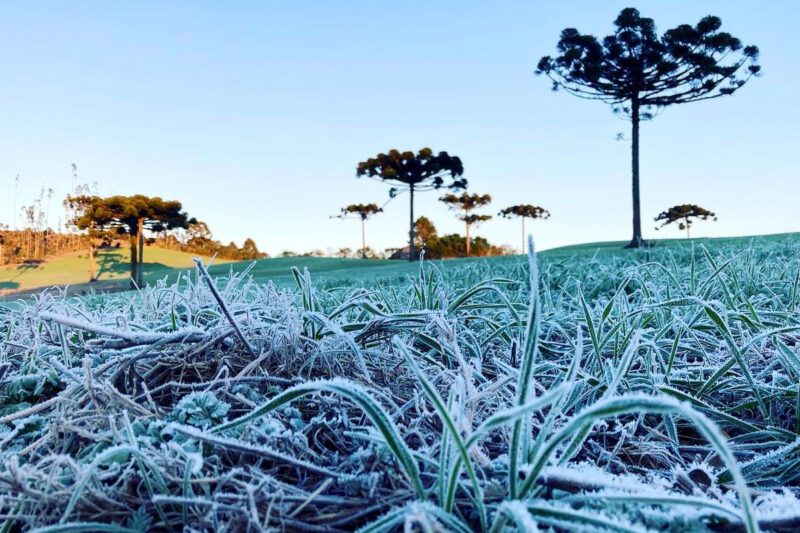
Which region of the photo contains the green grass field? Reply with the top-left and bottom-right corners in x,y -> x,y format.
2,232 -> 798,301
209,232 -> 800,286
0,247 -> 232,297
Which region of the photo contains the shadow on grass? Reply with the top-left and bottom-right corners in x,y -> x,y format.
0,261 -> 43,287
96,251 -> 128,279
95,251 -> 194,282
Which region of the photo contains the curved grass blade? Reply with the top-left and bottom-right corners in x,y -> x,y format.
520,394 -> 759,533
510,234 -> 539,498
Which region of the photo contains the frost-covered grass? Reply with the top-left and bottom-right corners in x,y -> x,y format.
1,235 -> 800,532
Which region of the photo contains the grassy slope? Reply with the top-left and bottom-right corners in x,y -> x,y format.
541,231 -> 800,260
0,247 -> 231,295
209,231 -> 800,287
2,232 -> 798,300
208,254 -> 524,289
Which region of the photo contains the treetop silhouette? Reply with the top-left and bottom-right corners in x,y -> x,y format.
498,205 -> 550,220
655,204 -> 716,238
499,204 -> 550,254
340,203 -> 383,220
334,203 -> 384,259
440,193 -> 492,212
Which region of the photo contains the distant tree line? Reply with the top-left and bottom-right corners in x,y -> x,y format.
0,186 -> 89,265
0,228 -> 92,266
154,220 -> 266,262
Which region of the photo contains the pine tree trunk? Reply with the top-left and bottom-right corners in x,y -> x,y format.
137,218 -> 145,287
129,234 -> 138,288
465,221 -> 471,256
686,218 -> 691,239
629,96 -> 643,248
361,217 -> 366,259
408,184 -> 415,261
521,217 -> 526,254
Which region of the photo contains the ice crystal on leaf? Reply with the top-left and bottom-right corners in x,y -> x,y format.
172,391 -> 230,428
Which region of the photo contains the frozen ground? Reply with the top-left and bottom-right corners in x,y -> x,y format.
1,235 -> 799,532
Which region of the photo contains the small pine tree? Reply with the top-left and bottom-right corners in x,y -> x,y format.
334,203 -> 383,259
439,193 -> 492,256
498,205 -> 550,254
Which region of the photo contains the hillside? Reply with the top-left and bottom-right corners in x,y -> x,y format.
2,232 -> 798,301
0,247 -> 232,297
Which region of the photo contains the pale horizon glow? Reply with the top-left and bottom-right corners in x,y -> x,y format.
1,1 -> 798,256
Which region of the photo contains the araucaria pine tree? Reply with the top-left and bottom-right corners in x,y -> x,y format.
66,195 -> 191,288
335,203 -> 383,259
655,204 -> 716,238
357,148 -> 465,261
439,192 -> 492,257
498,204 -> 550,254
537,7 -> 759,248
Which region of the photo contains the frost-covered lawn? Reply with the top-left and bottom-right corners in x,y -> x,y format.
1,235 -> 800,532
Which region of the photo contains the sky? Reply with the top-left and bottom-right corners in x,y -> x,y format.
1,1 -> 798,255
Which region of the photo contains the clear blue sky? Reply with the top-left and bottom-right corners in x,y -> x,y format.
1,1 -> 798,255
